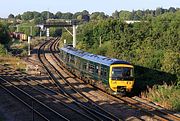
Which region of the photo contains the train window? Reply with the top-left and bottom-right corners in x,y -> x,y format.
101,67 -> 103,76
67,54 -> 70,62
63,53 -> 66,61
75,57 -> 78,65
89,64 -> 95,74
83,63 -> 87,70
101,67 -> 107,78
104,68 -> 107,77
70,55 -> 75,64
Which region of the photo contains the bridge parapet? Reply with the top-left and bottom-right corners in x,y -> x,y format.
44,19 -> 79,27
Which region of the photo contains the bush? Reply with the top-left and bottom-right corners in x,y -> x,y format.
0,44 -> 6,56
142,84 -> 180,111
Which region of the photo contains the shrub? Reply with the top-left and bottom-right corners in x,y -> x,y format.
142,84 -> 180,111
0,44 -> 6,56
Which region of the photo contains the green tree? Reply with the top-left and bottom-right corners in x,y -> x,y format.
22,11 -> 34,20
15,14 -> 22,20
112,10 -> 119,19
8,14 -> 15,19
119,10 -> 132,20
0,44 -> 6,56
55,12 -> 62,19
0,22 -> 10,45
34,17 -> 44,24
33,11 -> 41,18
41,11 -> 54,20
61,12 -> 73,19
90,12 -> 107,20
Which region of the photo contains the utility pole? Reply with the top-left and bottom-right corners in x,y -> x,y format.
28,36 -> 31,56
73,25 -> 76,48
30,26 -> 33,36
40,30 -> 42,39
99,36 -> 102,47
46,28 -> 50,39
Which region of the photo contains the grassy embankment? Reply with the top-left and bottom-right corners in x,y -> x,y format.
142,84 -> 180,111
0,37 -> 45,71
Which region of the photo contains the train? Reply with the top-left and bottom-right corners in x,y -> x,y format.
10,32 -> 27,41
59,46 -> 135,95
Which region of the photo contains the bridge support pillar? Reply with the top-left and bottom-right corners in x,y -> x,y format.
73,25 -> 76,48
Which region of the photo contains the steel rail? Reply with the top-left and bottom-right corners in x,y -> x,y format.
38,39 -> 111,121
52,38 -> 180,121
38,38 -> 120,121
0,76 -> 69,121
50,38 -> 121,121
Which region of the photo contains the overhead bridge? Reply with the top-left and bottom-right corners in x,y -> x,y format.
37,19 -> 79,48
43,20 -> 79,27
44,22 -> 70,27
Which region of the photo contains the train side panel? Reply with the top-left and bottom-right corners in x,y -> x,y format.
59,48 -> 110,90
59,47 -> 135,94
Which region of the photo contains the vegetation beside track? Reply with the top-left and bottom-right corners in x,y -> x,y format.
0,56 -> 26,72
61,10 -> 180,111
142,84 -> 180,111
10,37 -> 46,57
0,21 -> 46,71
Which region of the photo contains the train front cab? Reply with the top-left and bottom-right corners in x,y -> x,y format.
109,64 -> 134,94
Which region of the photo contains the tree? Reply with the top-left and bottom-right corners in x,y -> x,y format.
41,11 -> 54,20
82,10 -> 89,15
0,22 -> 10,45
34,17 -> 44,24
169,7 -> 176,13
82,15 -> 90,22
119,11 -> 131,20
61,12 -> 73,19
155,7 -> 164,16
15,14 -> 22,20
90,12 -> 106,20
73,12 -> 82,19
33,11 -> 41,18
22,11 -> 34,20
8,14 -> 14,19
55,12 -> 62,19
112,10 -> 119,19
77,15 -> 82,20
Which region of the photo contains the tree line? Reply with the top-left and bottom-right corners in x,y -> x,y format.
62,9 -> 180,90
7,7 -> 179,24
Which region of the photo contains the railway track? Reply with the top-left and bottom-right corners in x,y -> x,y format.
2,37 -> 178,121
121,96 -> 180,121
0,76 -> 69,121
50,38 -> 180,121
37,38 -> 121,121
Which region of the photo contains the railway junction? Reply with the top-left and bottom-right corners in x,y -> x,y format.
0,37 -> 180,121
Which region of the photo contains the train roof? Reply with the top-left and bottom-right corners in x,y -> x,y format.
60,46 -> 131,66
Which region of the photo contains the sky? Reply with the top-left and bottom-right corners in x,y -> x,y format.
1,0 -> 180,18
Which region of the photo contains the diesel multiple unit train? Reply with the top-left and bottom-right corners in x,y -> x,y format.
59,46 -> 135,94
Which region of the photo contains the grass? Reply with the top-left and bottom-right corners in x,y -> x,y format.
10,37 -> 45,57
141,83 -> 180,111
0,55 -> 26,72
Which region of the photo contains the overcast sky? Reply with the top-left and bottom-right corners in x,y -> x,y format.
1,0 -> 179,18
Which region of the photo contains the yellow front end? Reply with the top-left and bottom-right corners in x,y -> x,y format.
109,64 -> 134,93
